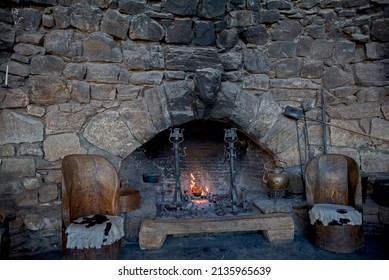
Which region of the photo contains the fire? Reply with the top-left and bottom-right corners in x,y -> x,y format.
190,173 -> 209,197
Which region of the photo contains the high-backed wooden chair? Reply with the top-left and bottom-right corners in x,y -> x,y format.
61,154 -> 124,259
305,154 -> 364,253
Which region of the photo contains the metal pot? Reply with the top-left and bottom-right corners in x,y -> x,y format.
142,172 -> 161,183
263,160 -> 289,190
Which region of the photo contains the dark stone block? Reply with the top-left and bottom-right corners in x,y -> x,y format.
30,55 -> 65,76
101,9 -> 130,39
52,5 -> 71,29
216,28 -> 239,49
194,21 -> 215,46
240,25 -> 268,45
29,76 -> 70,105
371,19 -> 389,42
165,46 -> 222,72
297,36 -> 314,57
267,0 -> 292,10
268,41 -> 297,58
0,8 -> 13,24
70,4 -> 102,32
257,10 -> 280,24
246,0 -> 261,11
273,20 -> 302,41
301,61 -> 323,79
299,0 -> 320,9
0,22 -> 15,50
243,49 -> 271,73
195,68 -> 222,104
199,0 -> 229,19
274,58 -> 302,78
165,18 -> 193,44
119,0 -> 145,15
163,0 -> 198,16
84,32 -> 122,62
13,8 -> 42,31
130,14 -> 164,41
44,30 -> 75,58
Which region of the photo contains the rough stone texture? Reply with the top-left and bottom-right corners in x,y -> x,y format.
0,88 -> 29,109
70,4 -> 102,32
323,66 -> 354,89
194,21 -> 215,46
199,0 -> 228,19
129,14 -> 164,41
29,76 -> 70,105
44,30 -> 75,57
0,158 -> 36,180
241,25 -> 269,45
354,62 -> 389,87
45,105 -> 86,135
244,48 -> 271,73
23,213 -> 45,231
360,149 -> 389,173
163,0 -> 198,16
101,9 -> 130,39
0,110 -> 44,145
14,191 -> 39,207
327,102 -> 382,119
43,133 -> 87,161
1,0 -> 389,258
165,18 -> 193,44
84,32 -> 122,62
38,183 -> 59,203
23,177 -> 43,190
84,110 -> 140,158
195,68 -> 222,104
30,55 -> 65,76
165,46 -> 222,71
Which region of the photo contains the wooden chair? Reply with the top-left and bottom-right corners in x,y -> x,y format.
61,154 -> 124,259
304,154 -> 364,253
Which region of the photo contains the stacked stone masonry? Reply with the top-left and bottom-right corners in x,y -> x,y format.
0,0 -> 388,257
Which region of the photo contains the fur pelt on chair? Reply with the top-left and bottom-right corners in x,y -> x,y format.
65,214 -> 124,249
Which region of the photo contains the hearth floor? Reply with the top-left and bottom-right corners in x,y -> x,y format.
16,230 -> 389,260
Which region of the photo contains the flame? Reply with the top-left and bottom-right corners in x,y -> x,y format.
190,173 -> 211,198
190,173 -> 195,189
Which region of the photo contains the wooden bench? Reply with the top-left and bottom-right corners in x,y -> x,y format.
138,213 -> 294,250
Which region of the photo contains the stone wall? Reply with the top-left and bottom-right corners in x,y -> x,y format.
0,0 -> 388,257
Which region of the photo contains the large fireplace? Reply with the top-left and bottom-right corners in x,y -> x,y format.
118,119 -> 282,240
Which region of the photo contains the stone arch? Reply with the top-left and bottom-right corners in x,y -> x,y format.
83,80 -> 300,167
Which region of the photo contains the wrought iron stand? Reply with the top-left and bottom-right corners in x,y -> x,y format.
169,128 -> 186,210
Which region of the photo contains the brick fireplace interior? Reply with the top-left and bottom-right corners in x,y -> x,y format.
119,119 -> 273,200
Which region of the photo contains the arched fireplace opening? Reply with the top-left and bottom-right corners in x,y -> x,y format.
118,119 -> 279,238
119,119 -> 274,199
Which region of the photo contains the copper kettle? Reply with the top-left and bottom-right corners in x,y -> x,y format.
262,159 -> 289,190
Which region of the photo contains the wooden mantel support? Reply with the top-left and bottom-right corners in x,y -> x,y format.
138,213 -> 294,250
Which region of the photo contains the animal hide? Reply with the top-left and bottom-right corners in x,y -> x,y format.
309,204 -> 362,226
66,214 -> 124,249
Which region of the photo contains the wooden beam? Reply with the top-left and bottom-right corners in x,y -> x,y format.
139,213 -> 294,250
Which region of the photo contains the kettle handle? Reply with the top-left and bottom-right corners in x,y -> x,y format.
264,159 -> 287,172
